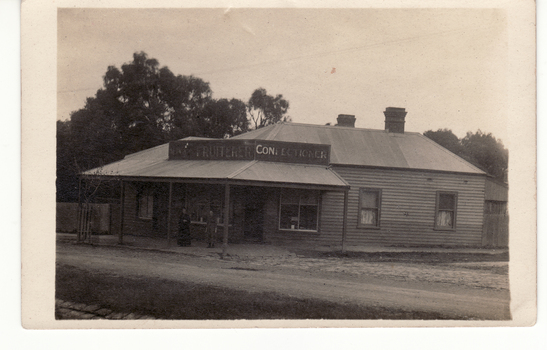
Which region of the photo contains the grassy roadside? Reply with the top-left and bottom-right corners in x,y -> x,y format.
56,263 -> 469,320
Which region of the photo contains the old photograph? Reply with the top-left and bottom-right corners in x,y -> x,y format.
20,0 -> 537,332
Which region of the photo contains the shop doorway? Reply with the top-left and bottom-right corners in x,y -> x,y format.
243,188 -> 265,242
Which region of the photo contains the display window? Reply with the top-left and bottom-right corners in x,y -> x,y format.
279,189 -> 319,231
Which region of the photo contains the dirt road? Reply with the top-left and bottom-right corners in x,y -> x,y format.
56,243 -> 511,320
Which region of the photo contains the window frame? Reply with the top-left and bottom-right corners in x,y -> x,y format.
434,191 -> 458,230
278,190 -> 320,232
357,188 -> 382,228
137,189 -> 154,220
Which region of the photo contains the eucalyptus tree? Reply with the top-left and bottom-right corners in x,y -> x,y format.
247,87 -> 290,130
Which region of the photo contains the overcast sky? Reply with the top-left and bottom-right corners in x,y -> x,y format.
58,8 -> 508,143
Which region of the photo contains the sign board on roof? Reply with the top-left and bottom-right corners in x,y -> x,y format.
169,140 -> 330,166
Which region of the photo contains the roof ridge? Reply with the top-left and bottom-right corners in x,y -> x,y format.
415,134 -> 486,174
281,122 -> 425,134
226,160 -> 258,179
265,123 -> 284,140
232,123 -> 278,139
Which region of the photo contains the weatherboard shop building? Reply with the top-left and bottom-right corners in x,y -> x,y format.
82,108 -> 508,250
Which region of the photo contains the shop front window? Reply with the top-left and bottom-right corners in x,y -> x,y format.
186,185 -> 228,224
279,190 -> 319,231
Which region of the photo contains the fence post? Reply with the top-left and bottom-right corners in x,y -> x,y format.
222,183 -> 230,259
77,178 -> 82,242
167,181 -> 173,247
119,180 -> 125,244
341,189 -> 349,253
86,204 -> 92,244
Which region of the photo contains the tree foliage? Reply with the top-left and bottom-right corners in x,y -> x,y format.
98,52 -> 215,151
57,52 -> 277,202
56,120 -> 79,202
423,129 -> 462,156
423,129 -> 508,181
196,98 -> 249,139
247,88 -> 290,130
460,131 -> 508,180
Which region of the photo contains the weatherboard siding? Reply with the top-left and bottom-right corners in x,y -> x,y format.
117,169 -> 486,247
122,182 -> 177,238
320,167 -> 486,247
122,184 -> 156,237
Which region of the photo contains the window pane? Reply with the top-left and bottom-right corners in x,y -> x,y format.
436,210 -> 453,227
280,191 -> 299,205
299,205 -> 318,230
361,191 -> 378,208
138,195 -> 153,218
439,193 -> 455,210
300,192 -> 318,205
360,209 -> 378,226
280,204 -> 299,229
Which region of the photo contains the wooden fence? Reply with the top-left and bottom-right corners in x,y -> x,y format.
57,202 -> 115,238
482,214 -> 509,247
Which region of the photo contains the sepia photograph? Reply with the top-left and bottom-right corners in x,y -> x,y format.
20,0 -> 537,334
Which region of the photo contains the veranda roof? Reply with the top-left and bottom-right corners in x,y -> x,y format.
83,150 -> 349,190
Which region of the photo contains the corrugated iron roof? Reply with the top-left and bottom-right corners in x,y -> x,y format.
85,158 -> 251,179
233,123 -> 485,174
83,158 -> 349,189
233,162 -> 349,187
84,122 -> 484,182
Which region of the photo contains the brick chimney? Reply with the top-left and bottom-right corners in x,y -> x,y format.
336,114 -> 356,128
384,107 -> 407,133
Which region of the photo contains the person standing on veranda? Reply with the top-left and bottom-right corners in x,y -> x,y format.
177,207 -> 192,247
